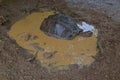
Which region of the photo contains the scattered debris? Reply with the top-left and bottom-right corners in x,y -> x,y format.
29,43 -> 44,51
77,22 -> 95,32
43,51 -> 57,59
77,22 -> 98,37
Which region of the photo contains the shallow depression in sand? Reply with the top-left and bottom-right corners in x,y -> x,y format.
8,11 -> 97,70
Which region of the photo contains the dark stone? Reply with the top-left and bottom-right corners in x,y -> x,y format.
40,14 -> 82,40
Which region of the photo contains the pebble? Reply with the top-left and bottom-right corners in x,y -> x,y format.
24,34 -> 31,41
31,35 -> 38,40
43,51 -> 57,59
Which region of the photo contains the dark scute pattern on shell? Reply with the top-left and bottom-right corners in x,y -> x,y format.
40,14 -> 80,40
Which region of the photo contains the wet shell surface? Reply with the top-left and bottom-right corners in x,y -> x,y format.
40,14 -> 82,40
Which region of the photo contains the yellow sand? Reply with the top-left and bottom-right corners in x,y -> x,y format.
8,11 -> 97,70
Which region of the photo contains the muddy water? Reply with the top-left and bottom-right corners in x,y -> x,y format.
8,11 -> 97,70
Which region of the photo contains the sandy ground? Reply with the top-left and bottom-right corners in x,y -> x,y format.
0,0 -> 120,80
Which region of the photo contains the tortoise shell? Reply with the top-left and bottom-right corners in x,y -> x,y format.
40,14 -> 82,40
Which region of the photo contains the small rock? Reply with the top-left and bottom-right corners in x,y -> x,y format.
31,35 -> 38,40
43,51 -> 57,59
24,34 -> 31,41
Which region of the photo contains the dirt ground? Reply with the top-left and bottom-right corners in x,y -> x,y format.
0,0 -> 120,80
66,0 -> 120,22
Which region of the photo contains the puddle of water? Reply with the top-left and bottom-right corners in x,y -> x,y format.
8,11 -> 97,70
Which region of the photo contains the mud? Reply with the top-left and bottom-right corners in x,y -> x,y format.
8,11 -> 97,70
0,0 -> 120,80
